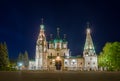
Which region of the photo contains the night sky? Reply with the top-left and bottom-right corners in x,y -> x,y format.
0,0 -> 120,59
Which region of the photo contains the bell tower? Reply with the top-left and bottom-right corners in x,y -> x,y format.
35,19 -> 47,70
83,22 -> 98,71
83,22 -> 96,56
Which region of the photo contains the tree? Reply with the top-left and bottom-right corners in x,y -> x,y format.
98,42 -> 120,71
98,42 -> 112,67
17,52 -> 23,63
0,43 -> 4,68
9,59 -> 17,71
0,42 -> 9,70
24,51 -> 29,68
110,42 -> 120,70
3,42 -> 9,67
17,51 -> 29,69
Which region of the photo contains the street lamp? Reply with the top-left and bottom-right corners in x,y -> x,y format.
56,56 -> 60,61
18,63 -> 23,67
18,62 -> 23,70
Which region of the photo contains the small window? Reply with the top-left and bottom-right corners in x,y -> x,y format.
65,62 -> 67,64
90,58 -> 92,60
81,62 -> 82,65
93,62 -> 95,64
64,53 -> 66,57
88,62 -> 90,65
73,62 -> 75,64
50,53 -> 52,58
57,53 -> 59,56
50,62 -> 52,65
50,53 -> 52,56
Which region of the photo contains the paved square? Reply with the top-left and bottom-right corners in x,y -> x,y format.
0,71 -> 120,81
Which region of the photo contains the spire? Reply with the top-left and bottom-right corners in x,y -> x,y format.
64,34 -> 66,39
50,34 -> 53,39
40,18 -> 44,30
36,18 -> 47,69
87,22 -> 90,28
83,23 -> 96,56
86,22 -> 90,34
63,34 -> 67,43
41,18 -> 44,24
38,18 -> 46,41
57,27 -> 60,38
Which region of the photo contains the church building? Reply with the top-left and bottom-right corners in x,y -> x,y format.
29,21 -> 98,71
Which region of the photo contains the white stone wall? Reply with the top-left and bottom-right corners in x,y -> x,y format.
48,49 -> 70,57
84,55 -> 98,71
63,58 -> 84,70
29,61 -> 35,70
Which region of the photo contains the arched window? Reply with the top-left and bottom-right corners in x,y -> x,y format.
50,53 -> 52,58
49,44 -> 52,48
90,58 -> 92,60
81,62 -> 82,65
65,62 -> 67,64
57,53 -> 59,56
88,62 -> 90,65
50,62 -> 52,65
64,53 -> 66,58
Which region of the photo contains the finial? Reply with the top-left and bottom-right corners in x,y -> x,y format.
64,34 -> 66,39
41,18 -> 44,24
57,27 -> 60,38
87,22 -> 90,28
40,18 -> 44,29
86,22 -> 90,34
50,34 -> 53,39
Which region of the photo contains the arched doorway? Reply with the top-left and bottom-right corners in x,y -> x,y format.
55,56 -> 62,70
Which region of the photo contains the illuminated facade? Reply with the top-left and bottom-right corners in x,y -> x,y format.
83,23 -> 98,70
29,22 -> 98,71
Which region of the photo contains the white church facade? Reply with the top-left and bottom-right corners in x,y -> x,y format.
29,22 -> 98,71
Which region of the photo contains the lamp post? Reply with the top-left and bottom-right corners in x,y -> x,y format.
18,62 -> 23,70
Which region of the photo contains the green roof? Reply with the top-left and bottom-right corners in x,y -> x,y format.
49,38 -> 67,43
54,38 -> 63,43
63,39 -> 67,43
49,39 -> 54,43
29,59 -> 35,61
69,56 -> 82,59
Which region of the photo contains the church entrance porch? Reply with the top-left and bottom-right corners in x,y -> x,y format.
55,56 -> 62,70
55,60 -> 62,70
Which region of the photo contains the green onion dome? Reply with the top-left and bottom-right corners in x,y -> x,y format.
54,38 -> 63,43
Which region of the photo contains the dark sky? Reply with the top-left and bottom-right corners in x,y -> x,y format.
0,0 -> 120,59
